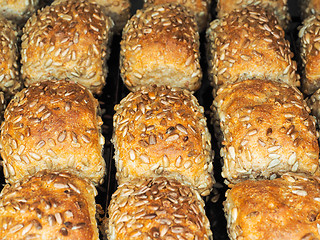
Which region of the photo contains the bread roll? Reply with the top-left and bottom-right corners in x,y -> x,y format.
107,176 -> 213,240
0,171 -> 99,240
143,0 -> 212,32
52,0 -> 131,34
21,0 -> 114,95
216,0 -> 290,28
206,5 -> 299,95
112,85 -> 214,196
301,0 -> 320,19
308,88 -> 320,125
0,16 -> 21,100
212,79 -> 319,184
120,3 -> 202,92
224,173 -> 320,240
0,79 -> 105,185
299,14 -> 320,96
0,0 -> 40,25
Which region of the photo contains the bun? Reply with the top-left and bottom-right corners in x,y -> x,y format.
52,0 -> 131,34
21,0 -> 114,95
212,79 -> 319,184
206,5 -> 299,95
0,16 -> 21,99
224,173 -> 320,240
0,0 -> 40,25
0,171 -> 99,240
120,3 -> 202,92
299,14 -> 320,95
106,176 -> 212,239
143,0 -> 212,32
0,79 -> 105,185
112,85 -> 214,196
301,0 -> 320,19
216,0 -> 290,28
308,88 -> 320,124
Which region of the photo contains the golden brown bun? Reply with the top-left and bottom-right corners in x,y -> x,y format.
112,85 -> 214,196
21,0 -> 114,95
120,3 -> 202,92
106,176 -> 213,240
299,14 -> 320,96
216,0 -> 290,29
212,79 -> 319,184
308,88 -> 320,125
0,16 -> 21,99
0,170 -> 99,240
143,0 -> 212,32
52,0 -> 131,34
206,5 -> 299,95
224,173 -> 320,240
0,0 -> 40,25
301,0 -> 320,19
0,79 -> 105,185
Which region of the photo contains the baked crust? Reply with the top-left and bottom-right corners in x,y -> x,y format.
143,0 -> 212,32
0,79 -> 105,185
212,79 -> 319,183
206,5 -> 298,95
224,173 -> 320,240
52,0 -> 130,34
112,85 -> 214,196
216,0 -> 290,29
308,88 -> 320,126
107,176 -> 213,239
21,0 -> 114,95
299,14 -> 320,96
0,171 -> 99,240
120,3 -> 202,92
0,16 -> 21,99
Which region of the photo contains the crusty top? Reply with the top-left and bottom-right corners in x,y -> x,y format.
120,3 -> 202,92
113,85 -> 214,196
0,79 -> 105,185
0,171 -> 98,240
212,79 -> 319,183
107,176 -> 213,240
216,0 -> 290,28
0,16 -> 21,99
206,5 -> 298,94
224,173 -> 320,240
0,0 -> 40,25
21,0 -> 114,95
299,14 -> 320,95
143,0 -> 212,32
52,0 -> 130,34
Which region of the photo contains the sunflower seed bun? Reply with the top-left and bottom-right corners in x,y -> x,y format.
224,173 -> 320,240
308,88 -> 320,126
52,0 -> 131,34
143,0 -> 212,32
216,0 -> 290,29
120,3 -> 202,92
301,0 -> 320,19
106,176 -> 213,240
112,85 -> 214,196
0,0 -> 40,26
0,79 -> 105,185
0,16 -> 21,100
0,171 -> 99,240
212,79 -> 319,184
206,5 -> 299,96
299,14 -> 320,96
21,0 -> 114,95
